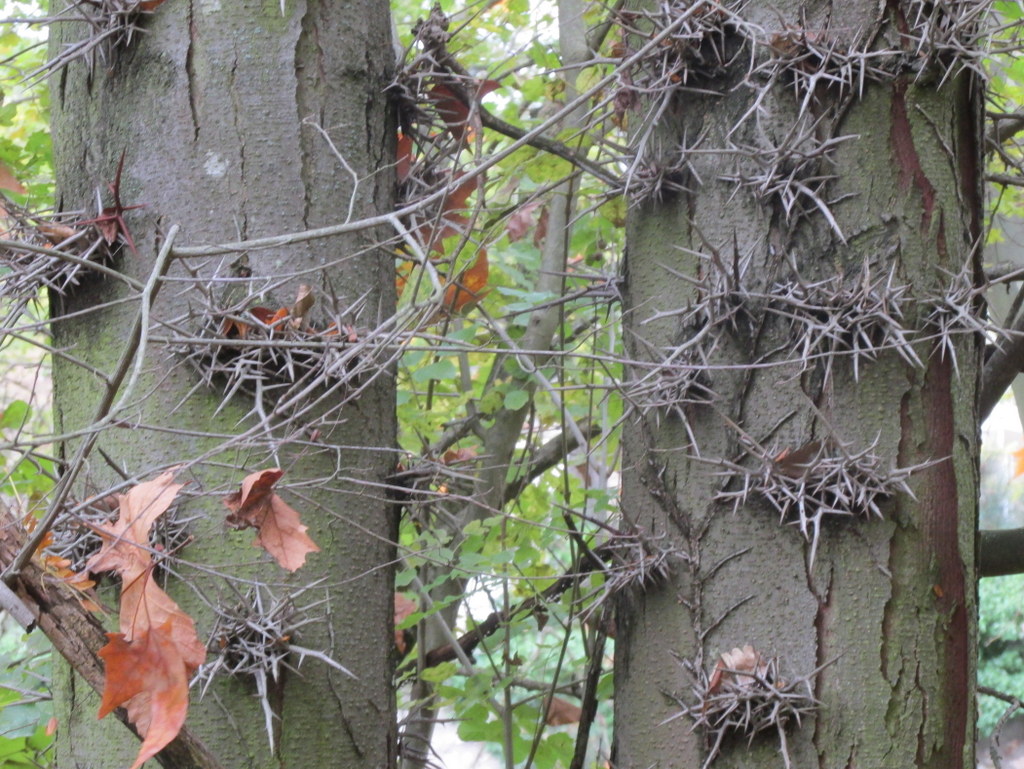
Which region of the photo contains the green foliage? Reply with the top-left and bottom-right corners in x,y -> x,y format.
0,399 -> 54,505
979,575 -> 1024,734
0,617 -> 53,768
0,1 -> 52,203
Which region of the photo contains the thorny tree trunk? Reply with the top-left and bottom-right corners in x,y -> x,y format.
616,1 -> 981,768
48,1 -> 396,767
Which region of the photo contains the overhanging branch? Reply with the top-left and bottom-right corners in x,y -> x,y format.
979,527 -> 1024,578
979,284 -> 1024,421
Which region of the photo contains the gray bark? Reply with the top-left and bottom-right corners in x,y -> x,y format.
615,1 -> 981,767
48,1 -> 396,767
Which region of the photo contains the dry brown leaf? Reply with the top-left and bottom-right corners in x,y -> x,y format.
0,160 -> 26,195
394,593 -> 417,654
290,284 -> 315,329
98,622 -> 190,769
545,696 -> 583,726
37,223 -> 78,244
441,447 -> 477,464
506,200 -> 542,242
87,471 -> 182,579
85,471 -> 205,769
443,250 -> 489,314
225,468 -> 320,572
707,644 -> 769,695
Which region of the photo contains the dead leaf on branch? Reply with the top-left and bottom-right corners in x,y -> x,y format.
224,468 -> 320,572
87,470 -> 183,579
98,622 -> 190,769
218,285 -> 329,340
443,250 -> 489,314
84,470 -> 205,769
707,644 -> 771,696
427,79 -> 501,141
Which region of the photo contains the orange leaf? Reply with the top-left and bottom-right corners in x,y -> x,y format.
249,306 -> 290,328
441,448 -> 477,464
116,568 -> 206,666
98,623 -> 190,769
224,469 -> 320,571
1013,447 -> 1024,478
86,471 -> 205,768
444,250 -> 489,314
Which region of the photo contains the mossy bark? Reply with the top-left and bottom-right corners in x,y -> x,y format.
48,1 -> 396,767
615,2 -> 981,767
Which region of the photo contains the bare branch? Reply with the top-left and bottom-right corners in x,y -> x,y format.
979,528 -> 1024,578
980,286 -> 1024,421
503,421 -> 601,506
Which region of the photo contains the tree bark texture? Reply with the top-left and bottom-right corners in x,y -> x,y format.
48,0 -> 396,767
616,1 -> 982,767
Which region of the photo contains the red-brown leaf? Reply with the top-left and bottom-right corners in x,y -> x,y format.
225,469 -> 320,572
98,623 -> 190,769
397,132 -> 415,183
443,250 -> 489,314
545,696 -> 583,726
87,471 -> 183,581
0,160 -> 26,195
86,471 -> 205,769
394,593 -> 417,654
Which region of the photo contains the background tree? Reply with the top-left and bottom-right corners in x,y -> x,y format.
615,1 -> 983,766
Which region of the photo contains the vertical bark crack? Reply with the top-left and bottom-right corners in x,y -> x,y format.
184,0 -> 200,141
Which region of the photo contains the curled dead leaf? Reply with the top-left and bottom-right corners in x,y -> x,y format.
290,284 -> 315,329
707,645 -> 770,695
224,468 -> 320,572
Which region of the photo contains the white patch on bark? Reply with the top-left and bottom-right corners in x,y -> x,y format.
203,152 -> 229,177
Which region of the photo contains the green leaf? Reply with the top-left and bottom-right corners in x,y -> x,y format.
0,400 -> 29,430
503,388 -> 529,411
411,359 -> 457,383
420,661 -> 458,683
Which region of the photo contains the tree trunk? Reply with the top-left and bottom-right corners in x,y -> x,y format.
48,1 -> 396,767
615,1 -> 981,767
